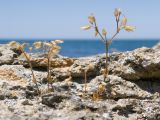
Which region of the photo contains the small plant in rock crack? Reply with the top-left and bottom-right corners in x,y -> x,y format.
81,8 -> 135,81
9,41 -> 40,94
33,40 -> 63,91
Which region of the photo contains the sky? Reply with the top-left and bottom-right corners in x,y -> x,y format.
0,0 -> 160,39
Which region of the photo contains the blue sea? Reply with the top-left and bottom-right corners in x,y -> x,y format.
0,39 -> 159,57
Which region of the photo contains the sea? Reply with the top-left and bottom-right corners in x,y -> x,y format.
0,39 -> 159,57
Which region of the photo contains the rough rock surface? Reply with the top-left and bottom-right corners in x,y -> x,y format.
110,47 -> 160,80
20,55 -> 76,69
0,43 -> 160,120
0,44 -> 20,65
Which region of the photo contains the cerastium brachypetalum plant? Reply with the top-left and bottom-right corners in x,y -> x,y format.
9,41 -> 41,94
81,8 -> 135,81
33,40 -> 63,91
9,40 -> 63,95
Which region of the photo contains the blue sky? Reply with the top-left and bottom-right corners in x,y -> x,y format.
0,0 -> 160,39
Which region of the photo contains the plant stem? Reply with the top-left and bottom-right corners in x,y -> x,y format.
108,32 -> 119,44
47,52 -> 51,90
94,22 -> 106,44
47,47 -> 54,90
93,18 -> 119,81
28,59 -> 40,94
21,49 -> 40,94
84,70 -> 87,93
104,43 -> 109,81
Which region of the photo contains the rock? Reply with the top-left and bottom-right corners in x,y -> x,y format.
0,43 -> 159,120
42,92 -> 70,107
109,47 -> 160,80
88,75 -> 155,99
69,46 -> 160,81
10,114 -> 22,120
20,57 -> 76,69
0,94 -> 5,100
21,99 -> 33,105
0,65 -> 28,84
0,44 -> 20,65
51,67 -> 71,81
0,65 -> 47,84
111,99 -> 160,120
70,55 -> 104,78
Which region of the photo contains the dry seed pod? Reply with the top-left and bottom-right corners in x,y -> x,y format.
33,41 -> 42,49
114,8 -> 121,17
54,40 -> 63,44
9,41 -> 22,50
114,8 -> 119,17
21,43 -> 27,49
44,42 -> 52,47
88,15 -> 95,24
124,25 -> 136,32
102,28 -> 107,36
51,41 -> 56,45
29,47 -> 33,52
16,44 -> 22,50
9,41 -> 17,47
53,45 -> 60,50
121,17 -> 127,27
81,25 -> 91,30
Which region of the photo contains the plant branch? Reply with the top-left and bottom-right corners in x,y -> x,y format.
108,32 -> 119,45
94,22 -> 106,44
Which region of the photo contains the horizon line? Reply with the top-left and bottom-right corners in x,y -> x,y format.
0,38 -> 159,40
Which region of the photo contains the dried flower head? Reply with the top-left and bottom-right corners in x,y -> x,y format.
9,41 -> 18,47
33,41 -> 42,49
114,8 -> 121,17
102,28 -> 107,36
29,47 -> 33,52
88,15 -> 95,24
44,42 -> 52,47
81,25 -> 91,30
54,40 -> 64,44
124,25 -> 136,32
121,17 -> 127,27
21,43 -> 27,49
51,41 -> 56,45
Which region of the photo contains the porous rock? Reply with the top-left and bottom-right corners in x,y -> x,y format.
0,44 -> 20,65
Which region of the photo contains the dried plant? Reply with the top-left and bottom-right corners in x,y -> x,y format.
92,82 -> 106,101
81,8 -> 135,81
84,69 -> 87,94
9,40 -> 63,94
33,40 -> 63,90
9,41 -> 40,94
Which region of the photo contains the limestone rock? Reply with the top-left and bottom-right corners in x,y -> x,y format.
0,44 -> 20,65
109,47 -> 160,80
0,65 -> 46,84
21,57 -> 76,69
0,44 -> 159,120
51,67 -> 71,81
88,75 -> 157,99
70,55 -> 105,78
